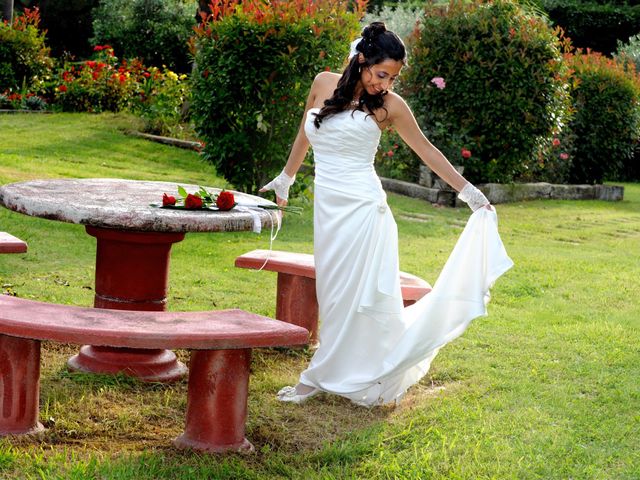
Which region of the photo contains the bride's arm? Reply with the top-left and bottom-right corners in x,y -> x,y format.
387,93 -> 490,210
260,72 -> 331,205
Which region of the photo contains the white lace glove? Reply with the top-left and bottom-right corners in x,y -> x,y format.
260,169 -> 296,201
458,183 -> 490,212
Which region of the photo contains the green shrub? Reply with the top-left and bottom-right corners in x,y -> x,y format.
540,1 -> 640,56
129,66 -> 191,136
190,0 -> 363,193
0,8 -> 53,93
401,0 -> 573,184
92,0 -> 197,73
564,50 -> 640,183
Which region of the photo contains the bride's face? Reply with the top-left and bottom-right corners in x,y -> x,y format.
360,58 -> 403,95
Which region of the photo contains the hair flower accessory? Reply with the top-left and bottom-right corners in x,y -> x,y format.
348,38 -> 361,60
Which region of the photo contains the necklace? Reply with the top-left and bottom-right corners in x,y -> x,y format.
350,98 -> 361,107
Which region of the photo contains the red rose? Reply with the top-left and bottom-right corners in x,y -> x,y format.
216,190 -> 235,211
552,138 -> 561,147
162,193 -> 176,206
461,148 -> 472,159
185,193 -> 203,209
58,85 -> 67,93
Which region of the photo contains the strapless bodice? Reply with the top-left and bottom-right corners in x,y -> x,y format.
304,107 -> 382,196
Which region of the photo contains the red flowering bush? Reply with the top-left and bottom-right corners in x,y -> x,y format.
0,8 -> 53,93
563,50 -> 640,183
54,45 -> 141,112
191,0 -> 363,193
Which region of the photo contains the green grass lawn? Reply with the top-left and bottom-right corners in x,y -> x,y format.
0,113 -> 638,479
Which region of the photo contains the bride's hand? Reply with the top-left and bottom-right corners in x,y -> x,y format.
259,169 -> 296,203
458,183 -> 490,212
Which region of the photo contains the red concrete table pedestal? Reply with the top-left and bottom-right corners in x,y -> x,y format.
174,348 -> 254,453
0,335 -> 44,435
67,226 -> 188,382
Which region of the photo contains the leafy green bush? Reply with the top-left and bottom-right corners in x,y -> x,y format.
540,1 -> 640,56
0,8 -> 53,93
92,0 -> 197,73
130,66 -> 191,136
564,50 -> 640,183
401,0 -> 573,184
190,0 -> 363,193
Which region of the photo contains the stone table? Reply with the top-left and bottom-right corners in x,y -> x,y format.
0,178 -> 279,382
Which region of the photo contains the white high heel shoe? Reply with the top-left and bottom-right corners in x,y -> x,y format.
276,385 -> 321,404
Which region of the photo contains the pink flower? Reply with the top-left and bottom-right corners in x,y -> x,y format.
431,77 -> 446,89
461,148 -> 472,159
560,153 -> 569,160
552,138 -> 561,147
386,150 -> 394,157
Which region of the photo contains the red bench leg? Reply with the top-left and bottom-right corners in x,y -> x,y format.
276,273 -> 319,346
0,335 -> 44,436
174,349 -> 254,453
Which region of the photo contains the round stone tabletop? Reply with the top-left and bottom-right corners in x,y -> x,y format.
0,178 -> 279,233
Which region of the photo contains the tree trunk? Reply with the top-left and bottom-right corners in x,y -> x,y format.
2,0 -> 13,23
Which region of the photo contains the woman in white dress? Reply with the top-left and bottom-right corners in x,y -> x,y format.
261,22 -> 513,406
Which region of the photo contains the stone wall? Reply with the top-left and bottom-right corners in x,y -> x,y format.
380,165 -> 624,206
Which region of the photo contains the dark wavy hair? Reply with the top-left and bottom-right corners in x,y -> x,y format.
313,22 -> 406,128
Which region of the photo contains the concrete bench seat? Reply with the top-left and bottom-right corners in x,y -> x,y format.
0,232 -> 27,254
235,249 -> 432,345
0,294 -> 308,453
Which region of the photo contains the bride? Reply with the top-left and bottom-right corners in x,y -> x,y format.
261,21 -> 513,406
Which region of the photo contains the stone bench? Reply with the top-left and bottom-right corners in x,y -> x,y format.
0,294 -> 308,453
0,232 -> 27,254
235,249 -> 432,345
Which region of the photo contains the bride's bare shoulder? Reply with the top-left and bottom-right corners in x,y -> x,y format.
309,71 -> 340,106
313,70 -> 341,85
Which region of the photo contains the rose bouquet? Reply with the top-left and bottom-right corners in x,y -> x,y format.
158,186 -> 302,214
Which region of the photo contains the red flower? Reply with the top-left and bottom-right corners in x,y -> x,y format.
216,190 -> 235,211
162,193 -> 176,206
58,85 -> 67,93
184,193 -> 203,209
93,45 -> 103,51
552,138 -> 561,147
386,150 -> 394,157
86,60 -> 96,69
461,148 -> 472,159
560,153 -> 569,160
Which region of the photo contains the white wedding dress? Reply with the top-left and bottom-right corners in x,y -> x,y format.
297,107 -> 513,406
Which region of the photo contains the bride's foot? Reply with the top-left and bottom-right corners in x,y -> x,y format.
276,383 -> 321,404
